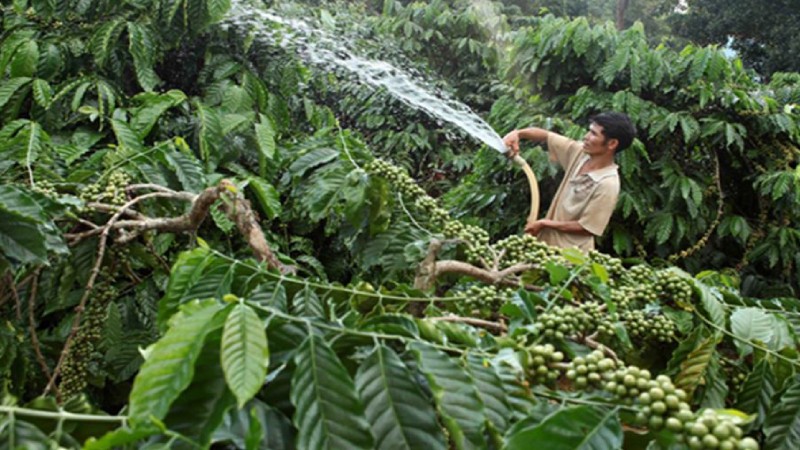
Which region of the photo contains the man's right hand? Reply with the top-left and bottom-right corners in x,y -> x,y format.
502,130 -> 520,157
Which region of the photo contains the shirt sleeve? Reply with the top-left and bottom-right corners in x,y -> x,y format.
547,133 -> 582,169
578,179 -> 620,236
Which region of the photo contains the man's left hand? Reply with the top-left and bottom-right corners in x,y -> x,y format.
525,219 -> 548,235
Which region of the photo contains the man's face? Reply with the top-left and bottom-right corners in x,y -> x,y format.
582,123 -> 617,156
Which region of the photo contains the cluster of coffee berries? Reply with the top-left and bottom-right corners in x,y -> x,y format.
364,159 -> 426,199
537,304 -> 599,339
525,344 -> 564,385
493,234 -> 559,267
59,282 -> 117,400
565,350 -> 617,389
80,171 -> 131,206
560,356 -> 758,449
653,270 -> 694,307
413,196 -> 450,224
441,220 -> 492,263
459,284 -> 513,315
633,374 -> 692,431
31,180 -> 58,198
679,409 -> 758,450
622,310 -> 676,343
603,366 -> 654,404
610,286 -> 634,310
624,264 -> 655,286
588,250 -> 625,281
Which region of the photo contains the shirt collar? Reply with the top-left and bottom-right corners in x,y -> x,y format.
577,155 -> 618,181
587,164 -> 618,181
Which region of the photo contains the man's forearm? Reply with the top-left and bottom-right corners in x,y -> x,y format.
539,219 -> 592,235
515,127 -> 550,143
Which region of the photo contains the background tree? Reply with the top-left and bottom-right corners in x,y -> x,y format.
670,0 -> 800,76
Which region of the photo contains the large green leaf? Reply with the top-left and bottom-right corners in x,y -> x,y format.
674,334 -> 719,397
698,356 -> 728,409
207,0 -> 232,23
693,280 -> 726,328
254,114 -> 276,177
736,360 -> 776,429
0,185 -> 51,265
504,405 -> 623,450
84,427 -> 157,450
10,39 -> 38,78
290,285 -> 325,318
731,307 -> 776,356
409,342 -> 487,450
130,90 -> 187,138
355,346 -> 447,450
764,375 -> 800,450
0,77 -> 32,110
164,325 -> 236,446
32,79 -> 53,109
164,149 -> 206,193
109,119 -> 145,165
247,176 -> 281,220
195,101 -> 223,167
0,184 -> 49,223
288,147 -> 339,178
465,355 -> 512,437
157,247 -> 216,327
128,299 -> 224,427
127,22 -> 160,92
90,18 -> 125,68
290,334 -> 374,450
24,121 -> 43,171
221,303 -> 269,408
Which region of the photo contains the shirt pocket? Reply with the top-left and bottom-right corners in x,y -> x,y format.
566,176 -> 595,206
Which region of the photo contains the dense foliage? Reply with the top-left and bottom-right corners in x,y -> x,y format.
1,0 -> 800,449
671,0 -> 800,76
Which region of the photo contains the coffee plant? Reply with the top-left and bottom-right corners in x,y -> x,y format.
1,0 -> 799,449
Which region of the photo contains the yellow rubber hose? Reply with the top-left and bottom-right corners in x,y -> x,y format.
511,155 -> 540,224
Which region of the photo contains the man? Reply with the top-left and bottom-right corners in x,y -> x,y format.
502,112 -> 635,252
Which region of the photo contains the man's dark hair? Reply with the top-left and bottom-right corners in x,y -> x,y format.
590,112 -> 636,152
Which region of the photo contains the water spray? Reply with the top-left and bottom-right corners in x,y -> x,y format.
226,1 -> 540,227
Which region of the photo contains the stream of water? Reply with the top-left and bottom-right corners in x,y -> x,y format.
224,1 -> 508,153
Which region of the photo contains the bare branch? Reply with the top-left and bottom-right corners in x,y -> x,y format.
432,260 -> 536,285
127,184 -> 182,194
27,268 -> 54,384
86,202 -> 147,219
583,333 -> 620,362
413,239 -> 533,289
45,192 -> 170,398
428,315 -> 508,333
3,272 -> 22,321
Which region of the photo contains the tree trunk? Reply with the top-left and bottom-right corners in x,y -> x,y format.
616,0 -> 630,30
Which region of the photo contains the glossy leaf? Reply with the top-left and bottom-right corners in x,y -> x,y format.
221,303 -> 269,408
465,355 -> 512,438
128,299 -> 223,427
764,375 -> 800,450
730,307 -> 777,356
409,342 -> 487,450
290,334 -> 374,450
505,405 -> 623,450
247,176 -> 281,220
165,326 -> 236,446
355,345 -> 447,450
736,360 -> 776,429
674,334 -> 719,397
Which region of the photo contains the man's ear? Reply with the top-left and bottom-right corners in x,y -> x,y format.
608,138 -> 620,153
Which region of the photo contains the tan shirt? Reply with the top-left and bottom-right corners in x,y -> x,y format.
538,133 -> 620,252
